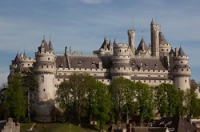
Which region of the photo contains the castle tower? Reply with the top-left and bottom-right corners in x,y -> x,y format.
33,38 -> 56,122
8,52 -> 35,81
172,47 -> 191,91
151,19 -> 160,57
110,42 -> 131,80
159,32 -> 172,57
93,38 -> 113,55
127,30 -> 136,55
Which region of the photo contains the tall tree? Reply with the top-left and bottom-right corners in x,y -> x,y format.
4,74 -> 26,122
135,82 -> 154,123
185,88 -> 200,119
89,81 -> 112,131
22,71 -> 38,123
56,72 -> 97,124
109,77 -> 136,123
154,83 -> 184,117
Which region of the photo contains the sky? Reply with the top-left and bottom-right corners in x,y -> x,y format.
0,0 -> 200,86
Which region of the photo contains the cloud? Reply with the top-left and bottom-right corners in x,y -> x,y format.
80,0 -> 110,4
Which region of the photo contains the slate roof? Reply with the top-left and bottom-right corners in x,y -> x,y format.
55,54 -> 167,72
38,39 -> 54,52
152,117 -> 197,132
137,38 -> 149,51
159,32 -> 168,44
130,58 -> 167,71
178,47 -> 185,56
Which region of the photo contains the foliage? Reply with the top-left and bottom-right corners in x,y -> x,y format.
154,83 -> 184,117
135,82 -> 154,123
89,81 -> 112,130
109,77 -> 136,123
22,71 -> 38,122
56,72 -> 97,124
185,88 -> 200,119
4,74 -> 26,121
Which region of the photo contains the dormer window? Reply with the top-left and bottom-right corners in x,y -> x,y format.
145,63 -> 148,66
92,61 -> 95,64
78,61 -> 81,64
155,63 -> 158,66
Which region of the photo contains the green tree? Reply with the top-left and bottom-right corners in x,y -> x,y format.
56,72 -> 96,124
89,81 -> 112,131
109,77 -> 136,123
135,82 -> 154,123
22,71 -> 38,123
185,88 -> 200,119
4,74 -> 26,122
154,83 -> 184,117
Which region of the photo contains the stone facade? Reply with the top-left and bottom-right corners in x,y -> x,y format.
8,19 -> 191,121
0,118 -> 20,132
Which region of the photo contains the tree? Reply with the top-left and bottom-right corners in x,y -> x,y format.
56,72 -> 97,124
135,82 -> 154,123
4,74 -> 26,122
89,81 -> 112,131
185,88 -> 200,119
154,83 -> 184,117
22,71 -> 38,123
109,77 -> 136,123
0,84 -> 7,119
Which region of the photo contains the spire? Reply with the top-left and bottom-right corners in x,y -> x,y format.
151,18 -> 154,25
159,32 -> 168,44
113,38 -> 117,45
49,40 -> 54,51
137,38 -> 148,51
178,46 -> 185,56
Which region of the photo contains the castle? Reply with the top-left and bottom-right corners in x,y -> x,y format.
8,19 -> 191,121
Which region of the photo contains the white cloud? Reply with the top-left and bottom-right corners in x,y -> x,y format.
80,0 -> 110,4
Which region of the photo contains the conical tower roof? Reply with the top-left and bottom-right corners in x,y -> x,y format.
100,38 -> 108,50
159,32 -> 168,44
49,40 -> 54,50
137,38 -> 149,51
178,46 -> 185,56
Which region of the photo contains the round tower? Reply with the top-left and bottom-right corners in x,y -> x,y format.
110,43 -> 131,80
172,47 -> 191,91
17,53 -> 35,71
151,19 -> 160,57
33,39 -> 56,122
159,32 -> 171,57
128,29 -> 135,55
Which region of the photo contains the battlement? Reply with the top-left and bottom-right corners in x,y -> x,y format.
114,43 -> 128,48
174,55 -> 189,60
57,67 -> 108,72
35,51 -> 54,55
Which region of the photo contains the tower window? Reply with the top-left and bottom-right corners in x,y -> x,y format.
48,58 -> 50,60
43,89 -> 45,92
185,80 -> 187,83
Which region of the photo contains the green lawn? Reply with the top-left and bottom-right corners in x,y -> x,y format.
20,123 -> 100,132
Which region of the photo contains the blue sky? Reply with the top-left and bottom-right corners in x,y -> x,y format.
0,0 -> 200,85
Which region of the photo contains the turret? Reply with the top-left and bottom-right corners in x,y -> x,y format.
33,38 -> 56,122
136,38 -> 150,56
128,29 -> 135,55
172,47 -> 191,91
159,32 -> 171,57
151,19 -> 160,57
110,43 -> 131,79
93,38 -> 113,55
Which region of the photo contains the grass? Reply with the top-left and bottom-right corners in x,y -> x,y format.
20,122 -> 100,132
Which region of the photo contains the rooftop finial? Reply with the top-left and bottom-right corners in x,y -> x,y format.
151,18 -> 154,25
